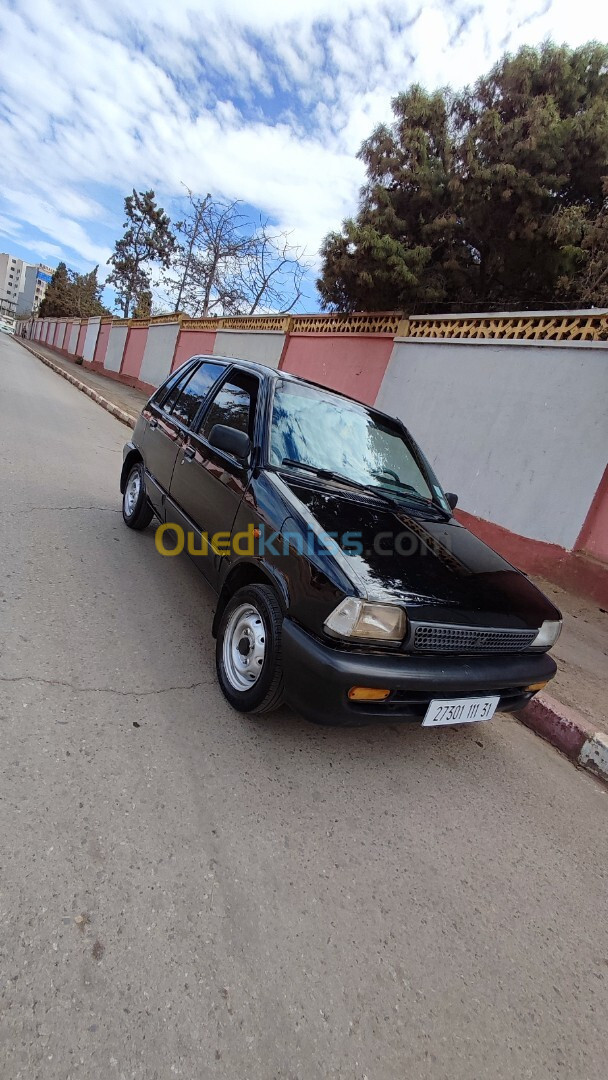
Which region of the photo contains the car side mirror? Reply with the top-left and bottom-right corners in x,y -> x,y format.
445,492 -> 458,511
208,423 -> 251,464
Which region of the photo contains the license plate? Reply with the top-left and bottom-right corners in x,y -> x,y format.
422,695 -> 500,727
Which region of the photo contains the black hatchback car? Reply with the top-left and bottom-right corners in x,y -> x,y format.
120,354 -> 561,726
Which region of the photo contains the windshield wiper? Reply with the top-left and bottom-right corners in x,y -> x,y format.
281,458 -> 367,489
279,459 -> 449,516
365,484 -> 449,518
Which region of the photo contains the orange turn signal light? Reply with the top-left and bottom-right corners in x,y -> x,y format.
526,681 -> 549,692
348,686 -> 391,702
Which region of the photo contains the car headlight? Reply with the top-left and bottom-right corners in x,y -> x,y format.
324,598 -> 407,642
531,619 -> 562,650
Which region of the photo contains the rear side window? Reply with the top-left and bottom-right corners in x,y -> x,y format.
153,361 -> 196,408
158,365 -> 196,413
171,362 -> 225,428
199,374 -> 257,441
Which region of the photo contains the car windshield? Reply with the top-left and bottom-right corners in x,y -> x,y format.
269,379 -> 448,510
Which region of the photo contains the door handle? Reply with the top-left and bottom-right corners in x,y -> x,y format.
149,417 -> 158,429
182,446 -> 195,462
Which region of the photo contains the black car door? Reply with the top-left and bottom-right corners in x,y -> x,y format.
141,363 -> 201,516
168,369 -> 260,586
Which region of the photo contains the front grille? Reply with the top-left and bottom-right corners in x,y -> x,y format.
412,625 -> 536,654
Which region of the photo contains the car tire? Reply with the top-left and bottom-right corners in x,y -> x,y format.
122,462 -> 154,530
216,584 -> 285,714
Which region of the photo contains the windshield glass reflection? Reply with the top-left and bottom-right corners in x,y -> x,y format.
270,379 -> 445,507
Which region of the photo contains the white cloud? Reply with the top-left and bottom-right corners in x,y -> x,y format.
1,190 -> 111,268
0,0 -> 607,291
34,241 -> 64,261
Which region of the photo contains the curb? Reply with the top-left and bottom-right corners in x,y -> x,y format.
17,339 -> 136,430
517,692 -> 608,785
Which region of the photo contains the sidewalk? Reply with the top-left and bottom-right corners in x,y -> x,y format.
20,338 -> 148,421
17,334 -> 608,780
534,577 -> 607,730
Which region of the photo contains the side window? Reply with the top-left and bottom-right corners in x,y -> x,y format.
161,370 -> 193,415
199,376 -> 257,442
152,362 -> 196,410
171,362 -> 225,428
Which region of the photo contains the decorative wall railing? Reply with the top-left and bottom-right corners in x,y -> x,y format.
31,309 -> 608,341
290,312 -> 406,335
406,312 -> 608,342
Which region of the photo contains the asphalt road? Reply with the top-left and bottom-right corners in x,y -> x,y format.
1,335 -> 607,1080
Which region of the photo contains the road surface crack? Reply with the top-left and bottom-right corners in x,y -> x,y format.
0,674 -> 213,696
10,506 -> 122,514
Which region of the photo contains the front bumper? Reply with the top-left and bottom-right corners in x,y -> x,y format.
282,619 -> 557,725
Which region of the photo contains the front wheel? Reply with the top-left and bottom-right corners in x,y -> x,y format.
122,462 -> 154,530
216,584 -> 285,713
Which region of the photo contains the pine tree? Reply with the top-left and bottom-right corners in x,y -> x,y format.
107,190 -> 175,317
318,42 -> 608,312
38,263 -> 72,317
71,267 -> 109,317
132,290 -> 152,318
38,263 -> 109,318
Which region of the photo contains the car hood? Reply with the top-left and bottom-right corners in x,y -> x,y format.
277,476 -> 560,631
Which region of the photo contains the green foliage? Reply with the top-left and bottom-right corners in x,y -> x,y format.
574,179 -> 608,306
38,263 -> 109,318
318,43 -> 608,312
38,263 -> 72,317
70,267 -> 109,317
107,190 -> 175,318
132,289 -> 152,318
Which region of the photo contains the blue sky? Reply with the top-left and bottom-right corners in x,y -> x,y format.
1,0 -> 607,313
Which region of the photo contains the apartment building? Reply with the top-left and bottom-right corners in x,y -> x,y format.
18,263 -> 54,315
0,253 -> 27,316
0,253 -> 54,316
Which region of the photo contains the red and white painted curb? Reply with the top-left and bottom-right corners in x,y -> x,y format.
518,692 -> 608,784
17,340 -> 136,430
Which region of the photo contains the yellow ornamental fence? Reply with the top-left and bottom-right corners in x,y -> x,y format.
220,315 -> 291,332
291,311 -> 406,335
41,309 -> 608,341
407,312 -> 608,342
180,317 -> 220,331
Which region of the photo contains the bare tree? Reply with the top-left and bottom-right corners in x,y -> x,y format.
165,189 -> 308,316
234,225 -> 307,315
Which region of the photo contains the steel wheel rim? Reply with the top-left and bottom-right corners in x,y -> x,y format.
124,469 -> 141,516
222,603 -> 266,692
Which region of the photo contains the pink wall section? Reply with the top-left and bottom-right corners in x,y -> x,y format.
53,322 -> 62,346
120,326 -> 148,380
577,465 -> 608,562
93,322 -> 111,366
279,334 -> 394,405
171,329 -> 217,371
76,322 -> 87,357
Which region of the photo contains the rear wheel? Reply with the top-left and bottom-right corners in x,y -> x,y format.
122,462 -> 154,530
216,584 -> 285,713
